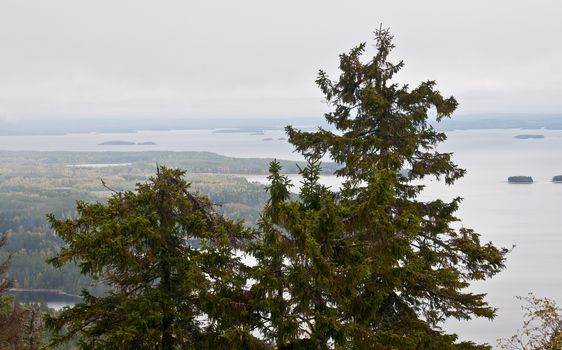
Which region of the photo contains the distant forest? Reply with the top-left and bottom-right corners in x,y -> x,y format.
0,151 -> 335,294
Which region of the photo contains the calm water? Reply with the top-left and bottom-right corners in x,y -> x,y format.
1,128 -> 561,346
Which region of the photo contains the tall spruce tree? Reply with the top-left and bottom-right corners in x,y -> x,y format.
251,28 -> 507,349
249,159 -> 345,349
45,167 -> 263,349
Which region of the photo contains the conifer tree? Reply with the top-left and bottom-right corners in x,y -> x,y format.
252,28 -> 507,349
250,159 -> 345,348
0,233 -> 12,302
45,167 -> 262,349
0,233 -> 28,348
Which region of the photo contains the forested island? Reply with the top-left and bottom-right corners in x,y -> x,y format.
514,134 -> 545,139
508,176 -> 534,183
553,175 -> 562,182
98,140 -> 156,145
98,140 -> 135,145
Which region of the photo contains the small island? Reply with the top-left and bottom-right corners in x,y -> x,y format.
508,176 -> 533,184
514,134 -> 544,139
552,175 -> 562,183
98,141 -> 156,146
99,140 -> 135,145
262,138 -> 274,141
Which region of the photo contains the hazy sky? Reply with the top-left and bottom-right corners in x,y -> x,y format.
1,0 -> 561,120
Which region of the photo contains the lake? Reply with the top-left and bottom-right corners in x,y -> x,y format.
1,127 -> 561,346
243,129 -> 562,345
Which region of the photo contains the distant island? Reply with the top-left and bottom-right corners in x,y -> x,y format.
514,134 -> 544,139
98,141 -> 156,146
99,140 -> 135,145
434,114 -> 562,131
262,138 -> 274,141
552,175 -> 562,183
508,176 -> 533,184
213,128 -> 270,134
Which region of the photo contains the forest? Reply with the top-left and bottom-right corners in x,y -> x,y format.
0,150 -> 334,294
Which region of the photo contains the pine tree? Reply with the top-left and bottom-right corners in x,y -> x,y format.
45,167 -> 263,349
252,28 -> 508,349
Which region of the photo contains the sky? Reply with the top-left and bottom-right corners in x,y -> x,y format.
0,0 -> 561,121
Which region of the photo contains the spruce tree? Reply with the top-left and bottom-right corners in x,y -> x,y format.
46,167 -> 262,349
252,28 -> 507,349
249,159 -> 345,349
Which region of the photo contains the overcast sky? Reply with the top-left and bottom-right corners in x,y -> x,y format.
1,0 -> 561,120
